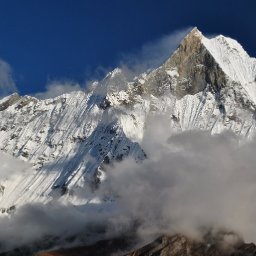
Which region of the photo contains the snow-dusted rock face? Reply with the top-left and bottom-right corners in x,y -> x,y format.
0,89 -> 145,209
0,27 -> 255,209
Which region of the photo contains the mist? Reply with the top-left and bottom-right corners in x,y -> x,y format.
0,202 -> 116,252
0,152 -> 30,180
2,115 -> 256,251
101,115 -> 256,244
119,27 -> 193,75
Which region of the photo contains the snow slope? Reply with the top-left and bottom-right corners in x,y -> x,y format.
202,33 -> 256,103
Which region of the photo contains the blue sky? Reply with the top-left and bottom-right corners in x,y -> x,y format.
0,0 -> 255,96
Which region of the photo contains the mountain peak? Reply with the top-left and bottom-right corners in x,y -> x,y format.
176,27 -> 204,57
162,27 -> 256,101
106,67 -> 123,79
185,27 -> 203,39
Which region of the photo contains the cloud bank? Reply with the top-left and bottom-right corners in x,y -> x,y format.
0,202 -> 113,251
2,117 -> 256,255
102,116 -> 256,244
2,118 -> 256,251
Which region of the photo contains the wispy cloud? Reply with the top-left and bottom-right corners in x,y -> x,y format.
0,59 -> 17,98
30,28 -> 193,99
34,80 -> 83,99
119,27 -> 193,74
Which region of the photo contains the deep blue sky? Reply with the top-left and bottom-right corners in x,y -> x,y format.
0,0 -> 255,95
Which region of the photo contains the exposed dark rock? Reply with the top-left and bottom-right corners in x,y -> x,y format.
99,97 -> 111,109
1,234 -> 253,256
125,235 -> 256,256
160,28 -> 227,98
0,94 -> 20,111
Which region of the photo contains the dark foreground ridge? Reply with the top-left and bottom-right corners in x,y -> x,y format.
124,235 -> 256,256
3,235 -> 253,256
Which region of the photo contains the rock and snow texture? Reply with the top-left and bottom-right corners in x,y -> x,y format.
0,89 -> 145,209
0,27 -> 255,209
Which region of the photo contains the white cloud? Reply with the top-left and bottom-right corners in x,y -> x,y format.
34,80 -> 83,99
0,151 -> 110,251
0,152 -> 30,180
100,115 -> 256,244
0,202 -> 112,252
0,59 -> 17,97
3,116 -> 256,252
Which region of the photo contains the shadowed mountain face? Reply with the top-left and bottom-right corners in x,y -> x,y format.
0,237 -> 134,256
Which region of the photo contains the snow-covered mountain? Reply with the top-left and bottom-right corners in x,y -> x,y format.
0,27 -> 256,210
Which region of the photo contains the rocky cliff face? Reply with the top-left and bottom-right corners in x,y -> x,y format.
165,28 -> 227,97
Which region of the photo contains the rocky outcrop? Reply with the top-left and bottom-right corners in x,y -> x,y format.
125,235 -> 256,256
126,235 -> 229,256
9,235 -> 253,256
0,93 -> 21,111
165,28 -> 227,98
